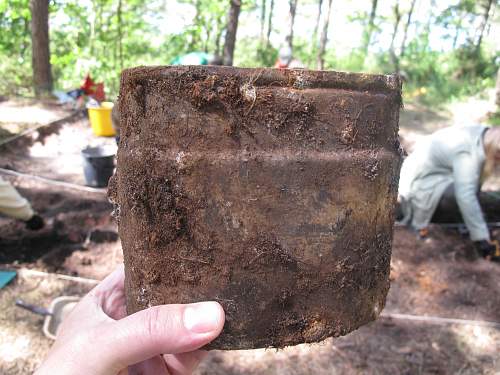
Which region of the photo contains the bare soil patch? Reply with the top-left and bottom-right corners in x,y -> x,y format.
1,98 -> 499,374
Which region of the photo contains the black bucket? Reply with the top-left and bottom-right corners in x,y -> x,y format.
81,146 -> 116,187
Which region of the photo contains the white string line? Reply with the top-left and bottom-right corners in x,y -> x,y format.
0,109 -> 84,148
0,168 -> 107,194
18,268 -> 100,285
380,312 -> 500,329
11,268 -> 500,328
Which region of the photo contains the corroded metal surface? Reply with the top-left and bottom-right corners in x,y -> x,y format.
110,66 -> 403,349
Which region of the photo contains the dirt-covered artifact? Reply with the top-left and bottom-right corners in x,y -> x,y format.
109,66 -> 403,350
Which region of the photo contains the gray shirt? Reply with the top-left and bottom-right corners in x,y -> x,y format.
398,125 -> 489,241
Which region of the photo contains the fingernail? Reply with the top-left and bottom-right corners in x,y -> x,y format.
184,302 -> 222,334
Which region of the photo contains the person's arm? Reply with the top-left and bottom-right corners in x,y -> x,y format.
0,176 -> 34,221
452,152 -> 490,242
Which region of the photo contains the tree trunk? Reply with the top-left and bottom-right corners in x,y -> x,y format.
310,0 -> 323,65
215,17 -> 224,57
495,68 -> 500,110
389,3 -> 401,73
260,0 -> 267,41
215,32 -> 222,56
452,25 -> 460,49
30,0 -> 52,97
189,0 -> 202,50
475,0 -> 493,54
313,0 -> 323,42
361,0 -> 378,60
266,0 -> 274,47
204,27 -> 211,53
316,0 -> 332,70
223,0 -> 241,66
287,0 -> 298,55
399,0 -> 416,59
89,2 -> 95,54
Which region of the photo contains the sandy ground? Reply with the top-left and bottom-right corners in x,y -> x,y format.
0,99 -> 69,127
0,99 -> 72,147
1,94 -> 500,374
0,99 -> 115,185
2,210 -> 499,374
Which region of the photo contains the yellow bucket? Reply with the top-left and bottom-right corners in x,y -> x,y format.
88,102 -> 115,137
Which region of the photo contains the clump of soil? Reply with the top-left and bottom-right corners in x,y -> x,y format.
185,71 -> 315,139
113,66 -> 402,349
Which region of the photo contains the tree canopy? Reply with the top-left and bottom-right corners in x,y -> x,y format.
0,0 -> 498,103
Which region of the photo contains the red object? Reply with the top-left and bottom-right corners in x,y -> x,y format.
93,83 -> 105,102
80,74 -> 106,101
274,60 -> 288,69
81,74 -> 95,95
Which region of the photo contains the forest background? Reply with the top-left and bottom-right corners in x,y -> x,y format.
0,0 -> 499,112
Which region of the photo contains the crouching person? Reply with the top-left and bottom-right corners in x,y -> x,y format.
398,125 -> 500,261
0,176 -> 44,230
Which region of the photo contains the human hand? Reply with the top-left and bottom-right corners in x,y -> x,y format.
474,240 -> 498,256
36,264 -> 225,375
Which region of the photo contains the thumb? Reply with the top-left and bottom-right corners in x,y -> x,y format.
100,301 -> 224,370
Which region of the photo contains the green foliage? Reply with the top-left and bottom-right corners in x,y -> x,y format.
325,51 -> 368,73
292,38 -> 315,69
393,33 -> 499,104
255,44 -> 278,67
234,37 -> 277,67
48,0 -> 163,97
180,0 -> 227,55
0,0 -> 31,54
1,0 -> 169,98
0,0 -> 32,95
0,0 -> 498,106
0,54 -> 32,95
487,112 -> 500,126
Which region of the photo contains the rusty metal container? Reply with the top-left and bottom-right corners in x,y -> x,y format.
110,66 -> 402,350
